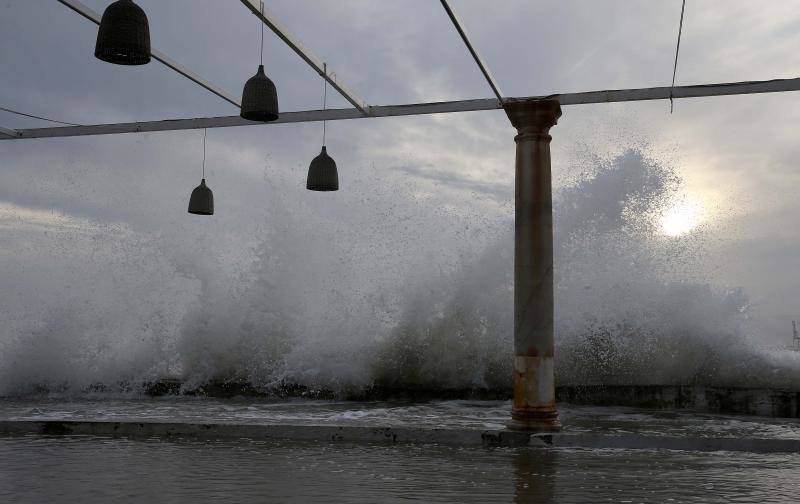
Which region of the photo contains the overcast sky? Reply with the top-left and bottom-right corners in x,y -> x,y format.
1,0 -> 800,354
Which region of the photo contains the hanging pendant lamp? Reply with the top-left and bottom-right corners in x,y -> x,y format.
307,64 -> 339,191
188,129 -> 214,215
240,5 -> 278,122
307,146 -> 338,191
94,0 -> 151,65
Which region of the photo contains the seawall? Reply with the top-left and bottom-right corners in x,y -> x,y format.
556,385 -> 800,418
2,419 -> 800,453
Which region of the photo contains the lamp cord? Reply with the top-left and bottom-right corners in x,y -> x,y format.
322,62 -> 327,147
202,128 -> 207,179
670,0 -> 687,113
260,2 -> 264,65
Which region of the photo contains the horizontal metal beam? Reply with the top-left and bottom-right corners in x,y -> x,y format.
439,0 -> 504,103
57,0 -> 241,107
0,126 -> 19,139
549,77 -> 800,105
3,77 -> 799,140
240,0 -> 369,114
1,100 -> 498,140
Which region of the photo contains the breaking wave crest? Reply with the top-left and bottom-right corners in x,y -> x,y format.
2,148 -> 799,396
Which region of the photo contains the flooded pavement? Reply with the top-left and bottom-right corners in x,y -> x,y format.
1,434 -> 800,503
2,399 -> 800,502
1,398 -> 799,440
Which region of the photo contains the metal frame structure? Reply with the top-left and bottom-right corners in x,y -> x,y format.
240,0 -> 369,114
2,76 -> 799,140
0,127 -> 18,139
439,0 -> 504,103
2,2 -> 798,140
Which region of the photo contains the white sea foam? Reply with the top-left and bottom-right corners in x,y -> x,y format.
1,147 -> 798,395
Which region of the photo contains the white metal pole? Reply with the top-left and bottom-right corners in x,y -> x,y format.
439,0 -> 504,103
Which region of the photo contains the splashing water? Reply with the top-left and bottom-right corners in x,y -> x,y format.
1,148 -> 799,396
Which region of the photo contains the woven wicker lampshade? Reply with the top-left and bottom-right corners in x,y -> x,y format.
94,0 -> 151,65
306,146 -> 339,191
188,179 -> 214,215
240,65 -> 279,121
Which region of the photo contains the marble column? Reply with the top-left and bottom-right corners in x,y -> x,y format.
504,99 -> 562,431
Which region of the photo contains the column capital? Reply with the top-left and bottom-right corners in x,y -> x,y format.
503,99 -> 562,137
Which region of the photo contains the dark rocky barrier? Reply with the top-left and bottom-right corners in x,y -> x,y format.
556,385 -> 800,418
8,380 -> 800,418
146,380 -> 800,418
2,420 -> 800,453
145,381 -> 800,418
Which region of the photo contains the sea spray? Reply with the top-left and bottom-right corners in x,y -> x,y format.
2,148 -> 799,396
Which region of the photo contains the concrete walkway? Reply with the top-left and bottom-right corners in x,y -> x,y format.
1,399 -> 799,453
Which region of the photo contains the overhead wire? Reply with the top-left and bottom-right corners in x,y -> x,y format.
670,0 -> 687,113
0,106 -> 81,126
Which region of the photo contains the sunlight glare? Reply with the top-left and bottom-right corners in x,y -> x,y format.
659,198 -> 705,237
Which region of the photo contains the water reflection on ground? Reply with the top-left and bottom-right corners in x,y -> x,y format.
2,398 -> 800,501
2,398 -> 800,439
1,435 -> 799,503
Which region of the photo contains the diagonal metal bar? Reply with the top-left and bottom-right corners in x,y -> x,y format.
239,0 -> 370,114
57,0 -> 241,107
439,0 -> 504,103
0,126 -> 19,139
3,77 -> 800,140
148,49 -> 241,107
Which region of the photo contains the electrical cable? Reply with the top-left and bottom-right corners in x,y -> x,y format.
260,2 -> 264,65
202,128 -> 207,179
322,62 -> 327,146
0,106 -> 80,126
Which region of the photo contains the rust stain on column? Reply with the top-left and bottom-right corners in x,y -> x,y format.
504,99 -> 562,431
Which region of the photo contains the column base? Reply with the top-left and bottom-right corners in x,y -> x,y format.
507,410 -> 562,432
511,355 -> 559,431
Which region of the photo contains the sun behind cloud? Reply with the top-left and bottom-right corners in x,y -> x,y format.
659,197 -> 705,237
